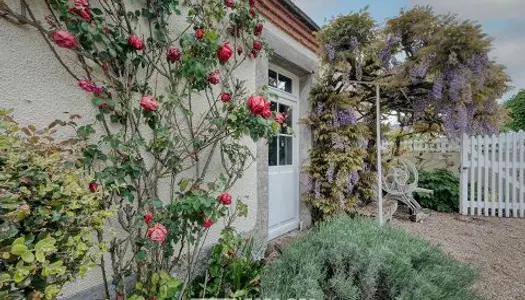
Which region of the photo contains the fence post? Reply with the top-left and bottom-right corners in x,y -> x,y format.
460,133 -> 469,215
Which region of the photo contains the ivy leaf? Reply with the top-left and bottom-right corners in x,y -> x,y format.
21,251 -> 34,263
11,244 -> 27,256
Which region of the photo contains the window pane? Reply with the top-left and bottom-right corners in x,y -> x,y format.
279,136 -> 293,166
268,136 -> 278,166
269,70 -> 278,88
278,74 -> 292,93
278,103 -> 292,133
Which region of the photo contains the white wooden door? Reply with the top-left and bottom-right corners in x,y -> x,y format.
268,66 -> 300,240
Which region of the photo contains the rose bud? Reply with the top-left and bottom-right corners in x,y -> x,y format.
89,181 -> 99,193
203,217 -> 214,228
220,92 -> 232,103
208,71 -> 220,85
144,212 -> 153,224
128,34 -> 145,50
166,47 -> 181,63
224,0 -> 234,8
195,28 -> 204,39
275,112 -> 287,124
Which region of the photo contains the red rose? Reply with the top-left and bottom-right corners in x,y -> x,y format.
275,112 -> 287,124
220,92 -> 232,103
208,71 -> 220,85
89,181 -> 99,193
78,79 -> 97,92
254,23 -> 263,36
249,0 -> 256,6
49,31 -> 78,49
203,217 -> 214,228
128,34 -> 145,50
166,47 -> 181,63
195,28 -> 204,39
237,46 -> 243,55
69,6 -> 91,22
253,40 -> 263,51
217,192 -> 232,205
248,95 -> 270,117
224,0 -> 234,8
98,101 -> 112,110
140,96 -> 158,112
261,105 -> 272,119
217,42 -> 233,63
249,8 -> 256,17
250,49 -> 259,58
147,223 -> 168,243
144,212 -> 153,224
75,0 -> 89,6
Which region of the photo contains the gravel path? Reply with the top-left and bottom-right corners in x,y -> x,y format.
392,213 -> 525,300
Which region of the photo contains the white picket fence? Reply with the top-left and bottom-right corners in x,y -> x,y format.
460,131 -> 525,217
401,138 -> 460,153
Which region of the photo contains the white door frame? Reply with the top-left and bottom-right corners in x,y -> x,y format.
268,64 -> 300,240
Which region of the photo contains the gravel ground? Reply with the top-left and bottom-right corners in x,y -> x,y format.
392,212 -> 525,300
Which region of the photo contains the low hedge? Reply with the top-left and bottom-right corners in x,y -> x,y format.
261,216 -> 483,300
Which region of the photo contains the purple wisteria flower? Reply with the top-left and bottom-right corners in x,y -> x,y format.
314,180 -> 321,199
327,166 -> 335,184
380,37 -> 394,68
324,43 -> 337,64
337,109 -> 358,126
317,102 -> 325,116
432,73 -> 444,100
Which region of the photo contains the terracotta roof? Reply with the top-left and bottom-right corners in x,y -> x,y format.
259,0 -> 320,53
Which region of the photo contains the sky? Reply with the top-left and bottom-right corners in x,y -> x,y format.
291,0 -> 525,100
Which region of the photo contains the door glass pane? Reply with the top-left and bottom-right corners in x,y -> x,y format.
278,74 -> 293,93
278,103 -> 292,134
269,70 -> 278,88
268,136 -> 278,166
279,136 -> 293,166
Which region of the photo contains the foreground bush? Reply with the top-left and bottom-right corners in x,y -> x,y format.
415,169 -> 460,213
0,112 -> 112,299
261,216 -> 483,300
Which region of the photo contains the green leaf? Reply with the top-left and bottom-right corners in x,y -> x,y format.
12,237 -> 25,246
45,284 -> 61,299
21,251 -> 34,263
35,251 -> 46,263
11,244 -> 27,256
0,273 -> 10,284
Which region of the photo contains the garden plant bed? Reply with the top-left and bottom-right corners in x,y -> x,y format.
393,212 -> 525,300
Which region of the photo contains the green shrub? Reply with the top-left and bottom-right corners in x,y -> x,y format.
188,228 -> 263,298
261,216 -> 483,300
0,112 -> 112,299
415,169 -> 459,212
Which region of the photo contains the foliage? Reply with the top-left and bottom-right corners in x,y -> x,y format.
503,89 -> 525,131
0,0 -> 278,298
261,216 -> 484,300
0,111 -> 112,300
188,228 -> 263,298
304,75 -> 376,221
415,169 -> 460,213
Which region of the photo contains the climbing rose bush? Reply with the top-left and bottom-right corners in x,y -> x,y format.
0,0 -> 276,298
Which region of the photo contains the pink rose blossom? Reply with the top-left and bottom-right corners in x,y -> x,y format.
69,6 -> 91,22
195,28 -> 204,39
49,31 -> 78,49
224,0 -> 234,8
217,192 -> 232,205
140,96 -> 158,112
147,223 -> 168,243
78,80 -> 97,92
217,42 -> 233,63
248,95 -> 271,118
275,112 -> 287,124
75,0 -> 89,7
